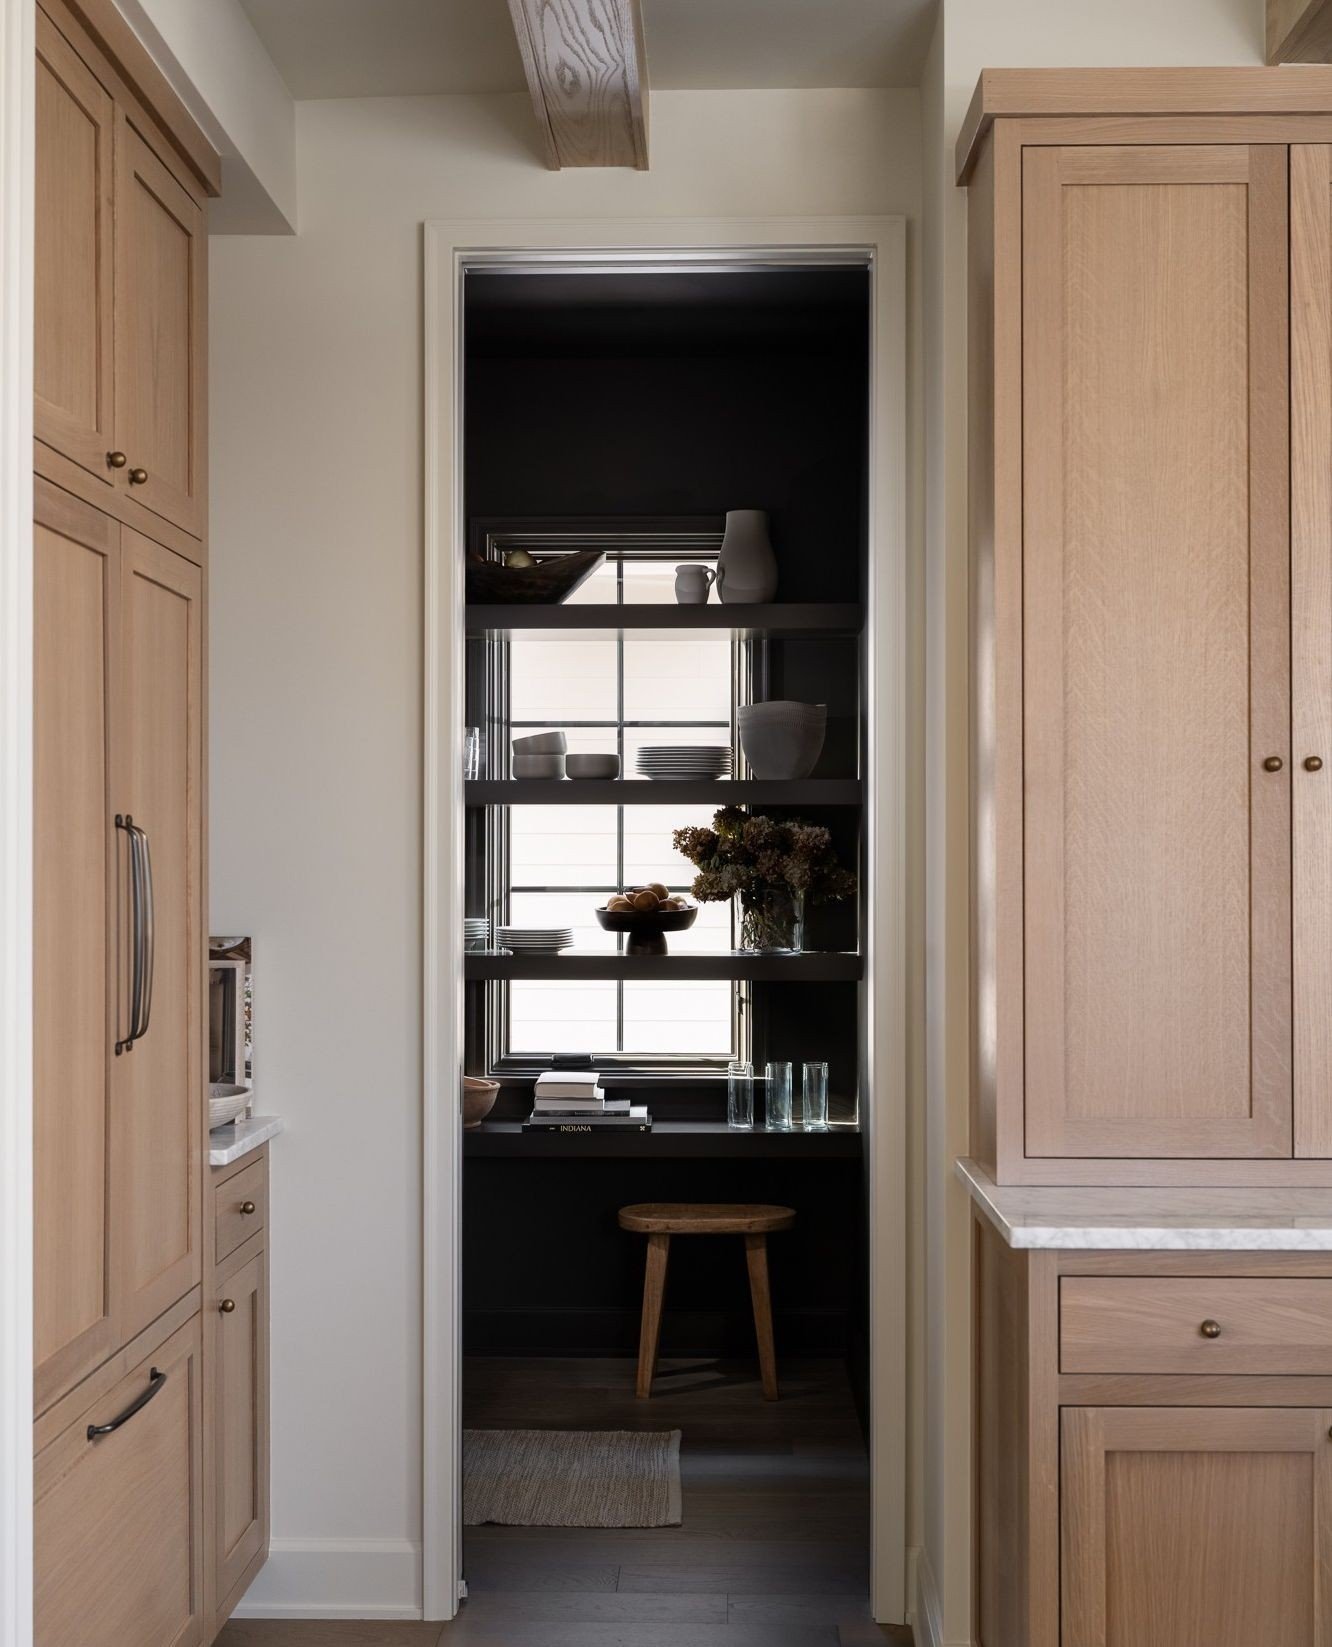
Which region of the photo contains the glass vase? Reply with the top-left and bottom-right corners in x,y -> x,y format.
739,886 -> 806,954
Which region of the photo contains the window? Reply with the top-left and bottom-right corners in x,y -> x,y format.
478,533 -> 751,1072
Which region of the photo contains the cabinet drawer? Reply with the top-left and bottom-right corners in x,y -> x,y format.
214,1156 -> 266,1264
35,1311 -> 204,1647
1061,1277 -> 1332,1374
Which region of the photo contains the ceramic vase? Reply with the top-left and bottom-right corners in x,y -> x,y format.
737,701 -> 827,779
717,509 -> 778,604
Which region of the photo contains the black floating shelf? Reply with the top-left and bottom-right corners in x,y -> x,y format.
465,779 -> 863,806
464,1120 -> 863,1159
465,602 -> 862,637
464,952 -> 863,982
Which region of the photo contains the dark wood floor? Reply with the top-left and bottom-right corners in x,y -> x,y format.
218,1356 -> 910,1647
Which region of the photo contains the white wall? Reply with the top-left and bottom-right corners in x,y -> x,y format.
919,2 -> 1264,1643
209,85 -> 923,1619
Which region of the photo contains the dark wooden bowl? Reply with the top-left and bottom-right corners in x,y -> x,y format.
596,903 -> 698,956
465,549 -> 605,606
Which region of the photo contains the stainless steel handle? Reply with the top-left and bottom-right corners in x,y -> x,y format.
131,823 -> 154,1043
114,815 -> 142,1054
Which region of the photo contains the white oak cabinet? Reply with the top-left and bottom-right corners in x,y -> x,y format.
974,1218 -> 1332,1647
34,0 -> 209,550
964,72 -> 1332,1186
33,481 -> 203,1415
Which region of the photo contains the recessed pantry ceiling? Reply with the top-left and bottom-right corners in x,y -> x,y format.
236,0 -> 937,99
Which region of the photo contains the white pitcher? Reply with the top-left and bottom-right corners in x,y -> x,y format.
674,564 -> 717,605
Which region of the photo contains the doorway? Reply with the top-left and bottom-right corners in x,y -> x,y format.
423,219 -> 907,1627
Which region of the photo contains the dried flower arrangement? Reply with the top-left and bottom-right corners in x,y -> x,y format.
672,807 -> 856,952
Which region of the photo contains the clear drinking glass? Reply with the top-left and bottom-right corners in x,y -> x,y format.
727,1060 -> 754,1130
464,726 -> 483,781
801,1061 -> 830,1132
764,1061 -> 793,1131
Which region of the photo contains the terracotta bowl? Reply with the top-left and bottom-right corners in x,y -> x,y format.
462,1075 -> 500,1130
595,903 -> 698,956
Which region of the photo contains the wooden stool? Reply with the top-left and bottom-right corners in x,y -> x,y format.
618,1203 -> 796,1401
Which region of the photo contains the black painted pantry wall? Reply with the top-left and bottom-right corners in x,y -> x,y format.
462,267 -> 872,1369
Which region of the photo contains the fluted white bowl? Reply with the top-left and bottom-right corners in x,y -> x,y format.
737,701 -> 827,779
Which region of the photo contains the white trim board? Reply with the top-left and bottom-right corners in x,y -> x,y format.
422,215 -> 909,1625
0,1 -> 34,1644
230,1538 -> 423,1621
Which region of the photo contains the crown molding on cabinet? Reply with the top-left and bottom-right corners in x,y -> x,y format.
956,64 -> 1332,181
506,0 -> 649,169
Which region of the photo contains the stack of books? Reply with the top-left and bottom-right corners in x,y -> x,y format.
524,1071 -> 651,1133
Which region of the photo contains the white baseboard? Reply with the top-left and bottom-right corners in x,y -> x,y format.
230,1538 -> 422,1620
910,1544 -> 954,1647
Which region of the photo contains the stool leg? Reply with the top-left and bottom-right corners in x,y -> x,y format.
744,1233 -> 779,1401
636,1233 -> 670,1398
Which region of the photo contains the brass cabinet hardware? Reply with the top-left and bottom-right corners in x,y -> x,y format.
239,1200 -> 256,1215
1199,1319 -> 1222,1338
1262,755 -> 1284,772
106,450 -> 127,469
219,1298 -> 236,1314
1305,755 -> 1324,772
128,466 -> 148,485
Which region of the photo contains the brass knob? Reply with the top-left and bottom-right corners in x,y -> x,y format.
1306,756 -> 1324,773
1200,1319 -> 1222,1339
128,467 -> 148,485
1263,756 -> 1284,773
239,1200 -> 256,1215
219,1298 -> 236,1314
106,450 -> 127,469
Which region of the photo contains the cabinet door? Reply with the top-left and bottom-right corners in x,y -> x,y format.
35,1313 -> 205,1647
114,120 -> 205,537
33,482 -> 121,1412
34,8 -> 115,486
1291,147 -> 1332,1160
116,529 -> 203,1340
1062,1407 -> 1331,1647
213,1246 -> 268,1610
1022,145 -> 1292,1160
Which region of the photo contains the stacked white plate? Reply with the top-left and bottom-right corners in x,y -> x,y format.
496,927 -> 573,954
636,745 -> 734,781
464,917 -> 490,950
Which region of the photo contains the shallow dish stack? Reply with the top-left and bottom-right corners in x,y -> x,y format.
464,917 -> 490,950
496,926 -> 573,954
635,745 -> 734,781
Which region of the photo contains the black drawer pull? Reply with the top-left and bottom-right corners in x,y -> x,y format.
86,1367 -> 166,1440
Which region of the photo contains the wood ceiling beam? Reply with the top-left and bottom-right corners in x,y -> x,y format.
1268,0 -> 1332,63
506,0 -> 649,169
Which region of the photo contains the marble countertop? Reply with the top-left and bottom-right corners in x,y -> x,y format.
209,1114 -> 283,1168
957,1157 -> 1332,1251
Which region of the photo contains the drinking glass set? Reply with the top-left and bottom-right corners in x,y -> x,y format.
727,1060 -> 830,1132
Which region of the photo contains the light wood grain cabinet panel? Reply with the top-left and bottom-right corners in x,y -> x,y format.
32,483 -> 120,1412
212,1245 -> 268,1613
117,528 -> 202,1341
1291,145 -> 1332,1160
1022,144 -> 1292,1162
1062,1405 -> 1332,1647
214,1157 -> 267,1268
114,120 -> 205,538
35,1311 -> 205,1647
34,8 -> 115,486
1061,1276 -> 1332,1374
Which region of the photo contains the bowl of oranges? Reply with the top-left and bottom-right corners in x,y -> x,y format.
596,883 -> 698,955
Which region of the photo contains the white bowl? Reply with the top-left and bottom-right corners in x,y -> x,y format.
566,753 -> 621,779
208,1086 -> 249,1130
512,731 -> 567,755
512,753 -> 565,779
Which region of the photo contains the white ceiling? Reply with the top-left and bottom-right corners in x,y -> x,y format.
236,0 -> 937,101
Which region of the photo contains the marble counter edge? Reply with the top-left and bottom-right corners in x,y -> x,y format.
955,1157 -> 1332,1251
210,1114 -> 284,1168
